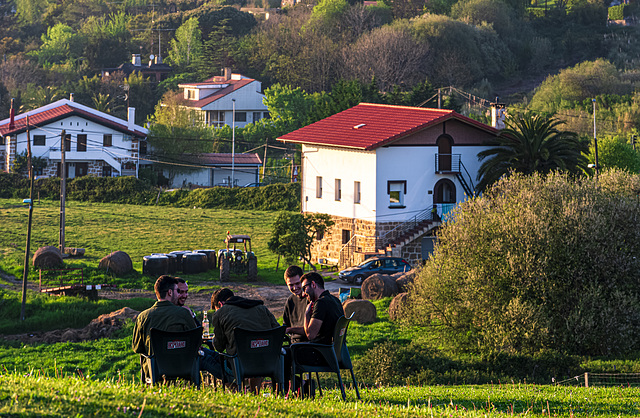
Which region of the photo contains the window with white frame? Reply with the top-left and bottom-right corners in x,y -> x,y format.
235,112 -> 247,122
253,112 -> 262,122
388,180 -> 406,208
209,111 -> 225,128
103,134 -> 112,147
354,181 -> 361,204
335,178 -> 341,201
316,176 -> 322,198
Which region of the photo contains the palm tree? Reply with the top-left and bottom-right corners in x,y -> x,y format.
476,112 -> 589,191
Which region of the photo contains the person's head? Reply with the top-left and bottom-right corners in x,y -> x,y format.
211,288 -> 234,310
284,265 -> 304,298
301,272 -> 324,302
154,275 -> 179,304
176,278 -> 188,307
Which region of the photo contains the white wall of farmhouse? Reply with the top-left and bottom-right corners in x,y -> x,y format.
301,144 -> 377,220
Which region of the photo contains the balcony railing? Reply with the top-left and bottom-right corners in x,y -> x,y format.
435,153 -> 461,173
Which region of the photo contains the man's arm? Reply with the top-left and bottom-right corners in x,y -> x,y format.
132,321 -> 146,354
304,301 -> 323,341
211,312 -> 227,352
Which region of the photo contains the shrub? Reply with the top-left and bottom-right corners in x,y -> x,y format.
608,4 -> 626,20
402,170 -> 640,356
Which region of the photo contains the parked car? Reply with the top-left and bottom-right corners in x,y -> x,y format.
338,256 -> 411,284
242,182 -> 263,187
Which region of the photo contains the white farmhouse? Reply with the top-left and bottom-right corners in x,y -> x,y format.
177,68 -> 268,128
278,103 -> 500,266
0,98 -> 148,178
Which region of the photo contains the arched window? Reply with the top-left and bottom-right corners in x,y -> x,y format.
436,135 -> 453,172
433,179 -> 456,204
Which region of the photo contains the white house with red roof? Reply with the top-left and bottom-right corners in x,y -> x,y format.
1,98 -> 148,178
278,103 -> 500,266
178,68 -> 268,128
161,152 -> 263,188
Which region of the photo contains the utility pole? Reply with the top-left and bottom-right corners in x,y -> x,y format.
592,99 -> 599,178
21,115 -> 34,321
60,130 -> 66,252
633,135 -> 636,151
231,99 -> 236,187
262,141 -> 268,183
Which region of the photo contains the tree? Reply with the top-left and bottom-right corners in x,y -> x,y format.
33,23 -> 82,66
588,134 -> 640,173
476,112 -> 589,191
167,17 -> 203,71
11,151 -> 48,176
403,170 -> 640,355
268,212 -> 334,269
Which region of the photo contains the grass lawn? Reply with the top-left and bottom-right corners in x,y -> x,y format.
0,197 -> 295,288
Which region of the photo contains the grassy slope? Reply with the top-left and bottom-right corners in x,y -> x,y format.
1,373 -> 639,417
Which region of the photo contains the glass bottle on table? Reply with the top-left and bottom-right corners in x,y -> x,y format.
202,310 -> 210,338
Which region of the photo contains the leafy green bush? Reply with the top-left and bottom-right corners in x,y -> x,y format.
608,4 -> 626,20
403,170 -> 640,356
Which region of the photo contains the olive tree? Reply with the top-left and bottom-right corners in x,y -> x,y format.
403,170 -> 640,355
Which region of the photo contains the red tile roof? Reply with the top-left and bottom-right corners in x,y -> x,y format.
277,103 -> 498,150
0,100 -> 147,137
181,78 -> 257,109
185,153 -> 262,166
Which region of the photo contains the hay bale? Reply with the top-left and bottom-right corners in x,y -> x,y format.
395,271 -> 415,293
99,251 -> 133,275
343,299 -> 377,324
388,292 -> 410,322
32,246 -> 63,268
361,273 -> 398,300
64,247 -> 85,257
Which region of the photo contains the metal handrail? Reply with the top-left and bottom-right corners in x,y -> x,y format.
435,154 -> 461,173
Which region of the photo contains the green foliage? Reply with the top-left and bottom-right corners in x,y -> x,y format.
268,211 -> 333,266
477,112 -> 589,191
404,170 -> 640,356
10,151 -> 49,176
32,23 -> 82,66
588,134 -> 640,173
167,17 -> 203,70
608,4 -> 627,20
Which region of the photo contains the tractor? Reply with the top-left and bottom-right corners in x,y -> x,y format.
218,234 -> 258,282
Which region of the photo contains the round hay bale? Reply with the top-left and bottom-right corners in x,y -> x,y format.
183,252 -> 207,274
143,255 -> 168,276
343,299 -> 377,324
64,247 -> 85,257
195,249 -> 217,270
99,251 -> 133,275
395,271 -> 415,293
361,273 -> 398,300
388,292 -> 410,322
32,246 -> 63,268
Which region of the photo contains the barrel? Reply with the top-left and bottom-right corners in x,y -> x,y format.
183,252 -> 208,274
195,249 -> 217,270
153,253 -> 178,274
169,250 -> 189,272
143,255 -> 169,276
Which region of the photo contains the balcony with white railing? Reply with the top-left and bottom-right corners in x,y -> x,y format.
49,147 -> 122,172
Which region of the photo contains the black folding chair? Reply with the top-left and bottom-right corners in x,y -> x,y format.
219,325 -> 287,394
140,326 -> 203,388
290,315 -> 361,401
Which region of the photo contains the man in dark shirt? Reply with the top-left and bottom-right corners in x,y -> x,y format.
282,265 -> 308,343
301,272 -> 344,345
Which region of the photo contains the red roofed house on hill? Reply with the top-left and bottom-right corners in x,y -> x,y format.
177,68 -> 268,128
278,103 -> 501,268
1,97 -> 148,178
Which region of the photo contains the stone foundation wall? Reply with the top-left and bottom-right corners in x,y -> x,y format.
5,136 -> 16,173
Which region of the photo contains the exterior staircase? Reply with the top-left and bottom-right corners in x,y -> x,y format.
378,207 -> 439,254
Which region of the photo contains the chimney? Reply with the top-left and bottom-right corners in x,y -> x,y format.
132,54 -> 141,66
491,102 -> 506,130
9,98 -> 15,130
69,93 -> 74,102
224,67 -> 232,80
128,107 -> 136,131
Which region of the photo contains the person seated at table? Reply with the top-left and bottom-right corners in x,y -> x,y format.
282,265 -> 309,343
301,272 -> 344,345
176,278 -> 200,326
211,288 -> 280,392
132,275 -> 224,380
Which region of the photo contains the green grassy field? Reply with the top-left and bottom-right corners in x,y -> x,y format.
0,197 -> 294,288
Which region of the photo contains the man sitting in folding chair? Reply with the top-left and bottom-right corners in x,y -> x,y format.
210,288 -> 280,392
132,275 -> 224,384
292,272 -> 345,397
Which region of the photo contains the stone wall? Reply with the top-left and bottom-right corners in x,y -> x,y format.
4,136 -> 16,173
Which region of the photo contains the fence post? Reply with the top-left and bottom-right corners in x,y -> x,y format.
584,372 -> 589,388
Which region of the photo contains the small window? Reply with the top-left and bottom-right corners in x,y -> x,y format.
354,181 -> 361,204
187,89 -> 196,100
103,134 -> 112,147
342,229 -> 351,245
316,176 -> 322,198
64,134 -> 71,152
235,112 -> 247,122
263,112 -> 270,119
33,135 -> 46,146
253,112 -> 261,122
335,179 -> 341,201
388,180 -> 406,208
77,134 -> 87,152
140,141 -> 147,155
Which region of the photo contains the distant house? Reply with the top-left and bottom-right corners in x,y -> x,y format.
0,98 -> 148,178
162,153 -> 262,188
278,103 -> 500,266
177,68 -> 268,128
102,54 -> 172,83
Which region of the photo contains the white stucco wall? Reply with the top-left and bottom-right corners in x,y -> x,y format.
200,81 -> 267,128
301,145 -> 376,221
166,166 -> 260,188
